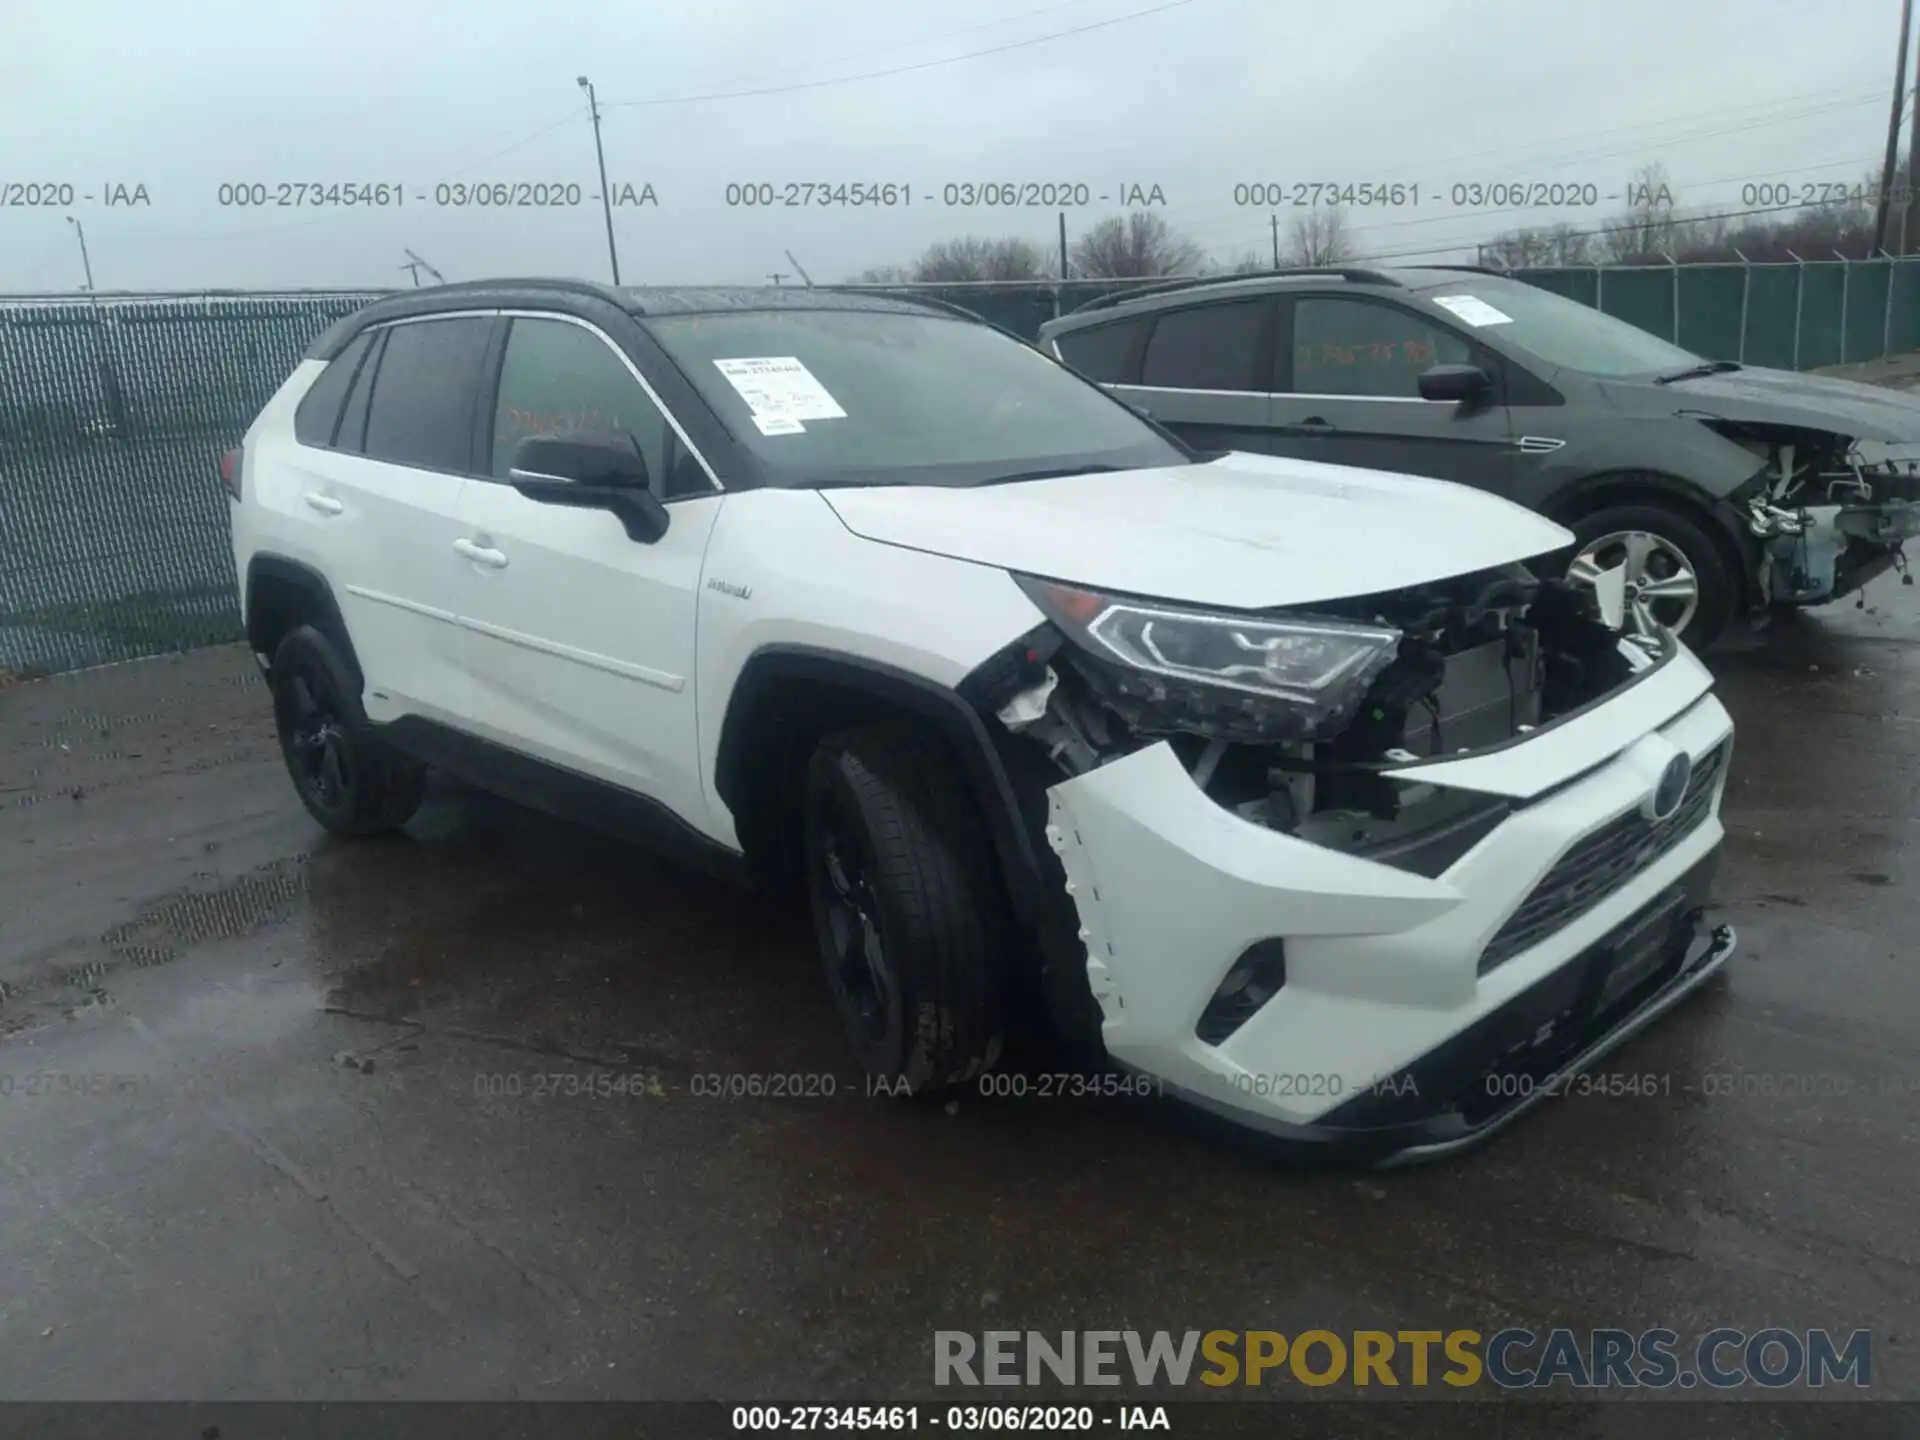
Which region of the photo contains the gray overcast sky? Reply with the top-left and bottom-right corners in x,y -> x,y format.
0,0 -> 1907,293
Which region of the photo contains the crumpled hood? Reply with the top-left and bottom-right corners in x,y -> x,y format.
1607,365 -> 1920,442
819,452 -> 1573,612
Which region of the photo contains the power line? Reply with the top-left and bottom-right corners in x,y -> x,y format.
435,109 -> 587,179
601,0 -> 1203,108
657,0 -> 1123,94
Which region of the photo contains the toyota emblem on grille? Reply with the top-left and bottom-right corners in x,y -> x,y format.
1644,752 -> 1692,822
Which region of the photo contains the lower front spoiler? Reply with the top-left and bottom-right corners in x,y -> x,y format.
1142,903 -> 1737,1169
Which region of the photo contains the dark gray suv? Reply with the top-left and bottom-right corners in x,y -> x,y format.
1038,266 -> 1920,648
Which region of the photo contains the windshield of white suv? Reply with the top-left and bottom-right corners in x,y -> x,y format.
645,308 -> 1189,487
1422,281 -> 1704,377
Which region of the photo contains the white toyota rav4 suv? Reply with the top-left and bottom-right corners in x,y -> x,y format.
225,279 -> 1737,1164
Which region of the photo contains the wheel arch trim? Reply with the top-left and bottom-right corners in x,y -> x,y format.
713,645 -> 1047,923
245,554 -> 363,686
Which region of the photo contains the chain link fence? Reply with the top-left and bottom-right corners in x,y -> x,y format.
0,293 -> 380,679
4,262 -> 1918,680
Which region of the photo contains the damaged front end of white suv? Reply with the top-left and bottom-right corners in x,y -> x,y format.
977,561 -> 1736,1164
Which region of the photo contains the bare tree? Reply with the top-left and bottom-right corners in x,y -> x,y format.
1280,208 -> 1354,266
849,263 -> 912,284
1070,212 -> 1205,278
1480,222 -> 1592,269
1594,162 -> 1681,263
910,235 -> 1052,283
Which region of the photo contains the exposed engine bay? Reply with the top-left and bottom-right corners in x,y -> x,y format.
996,566 -> 1659,868
1708,421 -> 1920,603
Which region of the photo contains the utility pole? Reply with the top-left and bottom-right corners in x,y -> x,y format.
577,76 -> 623,284
1271,213 -> 1280,268
1875,0 -> 1916,253
66,215 -> 95,291
784,250 -> 814,287
1058,212 -> 1069,281
1908,47 -> 1920,251
767,272 -> 788,287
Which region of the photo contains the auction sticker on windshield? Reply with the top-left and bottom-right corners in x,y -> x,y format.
713,357 -> 847,422
1430,294 -> 1514,327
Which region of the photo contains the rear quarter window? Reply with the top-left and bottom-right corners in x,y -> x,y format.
292,330 -> 375,447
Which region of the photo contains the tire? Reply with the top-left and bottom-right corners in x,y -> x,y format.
1564,502 -> 1736,650
269,626 -> 426,837
803,723 -> 1008,1094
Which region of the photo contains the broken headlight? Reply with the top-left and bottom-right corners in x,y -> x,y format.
1014,575 -> 1402,739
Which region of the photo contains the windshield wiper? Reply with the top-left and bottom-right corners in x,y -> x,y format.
1653,360 -> 1742,385
976,463 -> 1126,486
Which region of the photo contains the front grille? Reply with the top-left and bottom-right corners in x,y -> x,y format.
1477,739 -> 1728,976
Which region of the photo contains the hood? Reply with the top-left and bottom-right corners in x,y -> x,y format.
1607,365 -> 1920,442
819,453 -> 1573,612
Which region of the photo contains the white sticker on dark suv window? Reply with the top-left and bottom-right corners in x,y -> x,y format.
1430,294 -> 1513,327
753,414 -> 806,436
713,357 -> 847,422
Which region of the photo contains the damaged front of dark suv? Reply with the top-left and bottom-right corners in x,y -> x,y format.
1707,417 -> 1920,606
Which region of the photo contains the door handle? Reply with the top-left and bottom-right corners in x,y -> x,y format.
452,538 -> 509,569
303,491 -> 344,515
1297,416 -> 1335,432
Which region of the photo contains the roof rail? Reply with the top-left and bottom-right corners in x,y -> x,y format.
1063,267 -> 1403,317
1412,264 -> 1510,277
412,276 -> 628,304
818,285 -> 985,324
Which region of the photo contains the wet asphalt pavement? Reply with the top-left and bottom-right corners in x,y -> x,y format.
1,584 -> 1917,1427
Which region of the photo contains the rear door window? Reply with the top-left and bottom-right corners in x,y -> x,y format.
360,316 -> 494,472
1140,300 -> 1268,391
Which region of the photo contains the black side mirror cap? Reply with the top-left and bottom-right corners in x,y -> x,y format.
510,477 -> 671,544
508,433 -> 668,543
1418,364 -> 1493,405
511,432 -> 650,488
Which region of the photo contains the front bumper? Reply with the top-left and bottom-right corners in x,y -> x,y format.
1043,645 -> 1735,1163
1765,501 -> 1919,604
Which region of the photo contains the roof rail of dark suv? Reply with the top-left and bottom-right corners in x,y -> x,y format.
1063,267 -> 1405,317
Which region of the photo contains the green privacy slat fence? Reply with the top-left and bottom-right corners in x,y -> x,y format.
3,263 -> 1919,680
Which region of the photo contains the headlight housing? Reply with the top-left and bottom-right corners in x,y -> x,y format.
1014,575 -> 1403,741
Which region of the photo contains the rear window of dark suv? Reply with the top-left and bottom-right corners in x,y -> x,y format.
1052,315 -> 1151,383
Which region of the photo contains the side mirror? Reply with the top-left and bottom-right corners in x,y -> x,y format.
1418,364 -> 1493,407
509,433 -> 670,544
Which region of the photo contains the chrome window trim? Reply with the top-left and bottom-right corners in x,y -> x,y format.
1107,382 -> 1447,405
